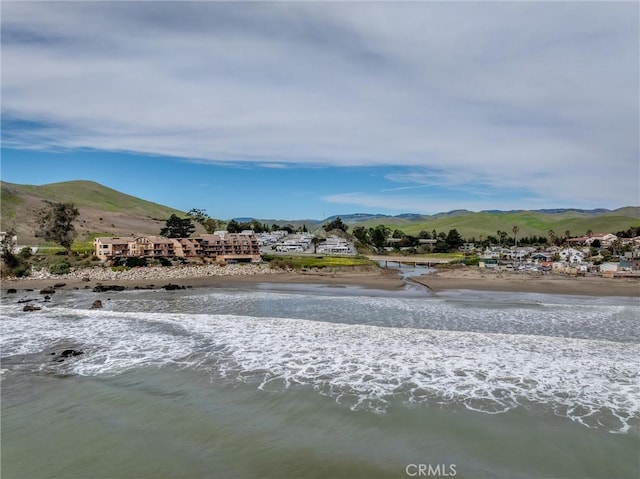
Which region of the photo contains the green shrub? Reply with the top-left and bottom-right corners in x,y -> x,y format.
463,256 -> 480,266
49,261 -> 71,275
12,264 -> 31,277
125,257 -> 147,268
18,247 -> 33,259
111,265 -> 130,272
158,257 -> 172,267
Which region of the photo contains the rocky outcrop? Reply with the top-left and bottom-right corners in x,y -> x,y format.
92,284 -> 126,292
51,349 -> 84,362
161,283 -> 185,291
91,300 -> 103,309
23,304 -> 41,312
39,287 -> 56,295
15,264 -> 279,282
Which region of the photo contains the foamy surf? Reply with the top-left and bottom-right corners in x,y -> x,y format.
2,298 -> 638,433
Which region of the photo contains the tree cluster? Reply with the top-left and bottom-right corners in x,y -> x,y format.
323,217 -> 348,233
160,214 -> 196,238
36,201 -> 80,255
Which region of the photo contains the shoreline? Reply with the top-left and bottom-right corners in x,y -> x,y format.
411,268 -> 640,297
1,265 -> 407,293
1,264 -> 638,297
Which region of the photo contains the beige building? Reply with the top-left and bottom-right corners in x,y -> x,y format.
93,232 -> 260,262
196,231 -> 261,261
93,237 -> 131,261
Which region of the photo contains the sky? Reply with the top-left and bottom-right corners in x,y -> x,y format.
1,1 -> 638,220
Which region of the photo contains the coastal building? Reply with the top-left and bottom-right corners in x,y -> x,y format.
317,236 -> 351,254
129,236 -> 179,258
559,248 -> 585,264
93,231 -> 261,262
196,231 -> 261,261
93,237 -> 131,261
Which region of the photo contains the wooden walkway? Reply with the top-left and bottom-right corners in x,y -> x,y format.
366,255 -> 452,267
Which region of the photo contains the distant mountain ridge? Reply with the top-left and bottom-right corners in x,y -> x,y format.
1,179 -> 638,245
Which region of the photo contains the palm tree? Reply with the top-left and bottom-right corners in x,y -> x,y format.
512,226 -> 519,248
548,229 -> 557,246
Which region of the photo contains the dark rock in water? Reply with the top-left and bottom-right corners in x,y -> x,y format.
92,285 -> 126,292
53,283 -> 66,288
162,283 -> 185,291
51,349 -> 84,362
81,276 -> 91,282
43,295 -> 52,302
91,300 -> 103,309
7,288 -> 17,294
23,304 -> 42,312
17,298 -> 36,304
24,289 -> 34,292
39,287 -> 56,295
61,349 -> 83,358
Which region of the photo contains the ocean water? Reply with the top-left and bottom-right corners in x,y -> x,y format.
1,282 -> 639,479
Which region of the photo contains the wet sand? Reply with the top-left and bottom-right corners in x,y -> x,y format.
411,268 -> 640,297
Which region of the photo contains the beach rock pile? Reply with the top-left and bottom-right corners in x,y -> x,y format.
15,263 -> 281,282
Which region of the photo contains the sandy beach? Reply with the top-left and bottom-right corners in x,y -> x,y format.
1,263 -> 638,297
411,267 -> 640,297
0,264 -> 407,293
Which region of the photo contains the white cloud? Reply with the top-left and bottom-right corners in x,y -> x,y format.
2,1 -> 638,208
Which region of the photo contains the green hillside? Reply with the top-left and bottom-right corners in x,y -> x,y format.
0,180 -> 187,244
1,179 -> 637,246
354,209 -> 640,240
3,180 -> 182,218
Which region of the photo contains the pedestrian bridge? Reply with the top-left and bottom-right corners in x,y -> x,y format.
366,255 -> 453,267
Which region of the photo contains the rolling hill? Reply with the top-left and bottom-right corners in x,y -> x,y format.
1,180 -> 190,244
1,179 -> 638,246
345,209 -> 639,240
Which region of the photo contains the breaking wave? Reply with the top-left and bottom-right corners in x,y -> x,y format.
2,296 -> 638,433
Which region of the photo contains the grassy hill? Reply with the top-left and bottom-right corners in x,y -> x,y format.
1,179 -> 637,247
1,180 -> 190,245
353,208 -> 640,240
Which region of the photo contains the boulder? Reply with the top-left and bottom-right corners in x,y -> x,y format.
91,300 -> 103,309
39,287 -> 56,295
53,283 -> 66,288
51,349 -> 84,362
162,283 -> 185,291
23,304 -> 41,312
7,288 -> 17,294
92,285 -> 126,292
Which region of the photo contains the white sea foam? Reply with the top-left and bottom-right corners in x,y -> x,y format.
2,302 -> 638,433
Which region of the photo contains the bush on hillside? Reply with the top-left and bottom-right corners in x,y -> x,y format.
49,261 -> 71,275
12,264 -> 31,277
